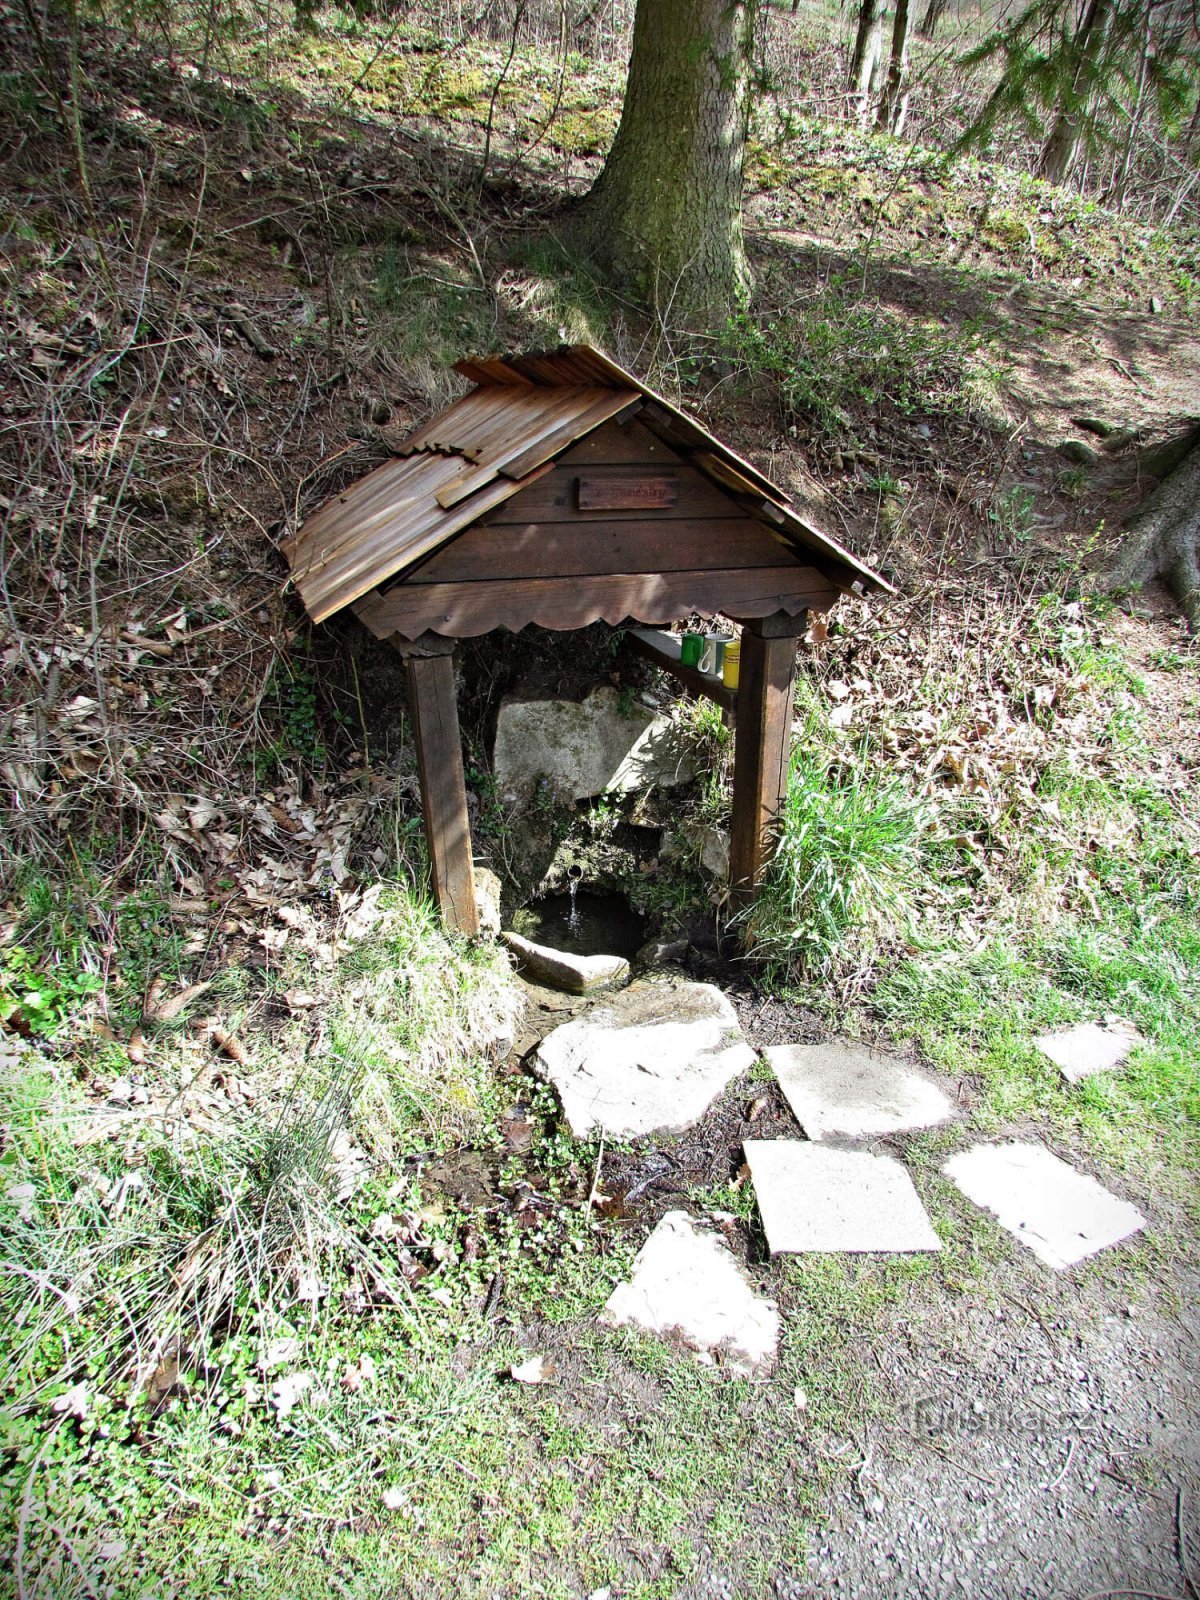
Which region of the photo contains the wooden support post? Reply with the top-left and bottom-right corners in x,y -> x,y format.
728,613 -> 804,904
404,646 -> 479,936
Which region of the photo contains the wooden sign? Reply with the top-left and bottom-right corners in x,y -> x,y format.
576,473 -> 679,511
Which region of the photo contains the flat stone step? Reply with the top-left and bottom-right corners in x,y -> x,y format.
535,979 -> 756,1138
763,1040 -> 952,1141
744,1140 -> 942,1255
943,1141 -> 1146,1269
501,930 -> 629,995
1032,1020 -> 1144,1084
602,1210 -> 780,1375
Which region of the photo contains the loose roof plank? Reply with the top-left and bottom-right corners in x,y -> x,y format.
423,387 -> 640,509
447,349 -> 888,595
288,458 -> 556,624
452,347 -> 786,503
352,567 -> 839,641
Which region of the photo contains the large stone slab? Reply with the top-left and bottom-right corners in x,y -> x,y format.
744,1140 -> 942,1254
764,1040 -> 952,1142
943,1141 -> 1146,1270
500,930 -> 629,995
1032,1021 -> 1144,1084
603,1210 -> 780,1375
535,980 -> 756,1138
493,686 -> 693,803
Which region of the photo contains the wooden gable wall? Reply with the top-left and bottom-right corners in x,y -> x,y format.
351,420 -> 839,640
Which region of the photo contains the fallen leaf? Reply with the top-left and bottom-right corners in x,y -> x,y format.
509,1354 -> 554,1385
6,1182 -> 37,1222
51,1382 -> 90,1419
293,1267 -> 323,1304
259,1337 -> 301,1372
270,1371 -> 311,1418
341,1353 -> 377,1392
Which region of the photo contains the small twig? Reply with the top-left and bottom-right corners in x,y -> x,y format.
477,0 -> 527,203
481,1271 -> 504,1320
1179,1485 -> 1200,1600
900,1427 -> 999,1488
1001,1289 -> 1061,1356
587,1135 -> 606,1209
1041,1436 -> 1076,1492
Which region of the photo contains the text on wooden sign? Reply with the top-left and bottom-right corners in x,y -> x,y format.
576,473 -> 679,511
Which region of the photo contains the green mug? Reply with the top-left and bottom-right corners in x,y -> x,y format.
680,631 -> 704,667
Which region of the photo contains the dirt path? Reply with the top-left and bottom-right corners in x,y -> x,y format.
789,1271 -> 1200,1599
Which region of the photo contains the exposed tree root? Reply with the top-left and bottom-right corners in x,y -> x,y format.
1103,426 -> 1200,630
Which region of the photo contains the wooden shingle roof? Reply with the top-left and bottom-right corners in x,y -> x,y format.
283,344 -> 890,626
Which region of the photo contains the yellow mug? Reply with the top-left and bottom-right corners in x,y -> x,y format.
722,638 -> 741,690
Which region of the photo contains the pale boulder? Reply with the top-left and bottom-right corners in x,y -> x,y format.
493,686 -> 693,803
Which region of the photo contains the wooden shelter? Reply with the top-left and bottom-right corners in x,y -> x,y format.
283,345 -> 890,934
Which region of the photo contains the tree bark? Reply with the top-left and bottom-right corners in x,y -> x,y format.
1038,0 -> 1113,185
1109,2 -> 1152,210
568,0 -> 758,327
918,0 -> 948,40
848,0 -> 887,121
876,0 -> 911,133
1104,427 -> 1200,629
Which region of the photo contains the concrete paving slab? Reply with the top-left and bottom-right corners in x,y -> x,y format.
943,1141 -> 1146,1269
1032,1021 -> 1144,1084
743,1140 -> 942,1254
763,1040 -> 952,1141
602,1210 -> 780,1374
535,980 -> 756,1138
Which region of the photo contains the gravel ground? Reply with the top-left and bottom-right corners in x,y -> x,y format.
782,1272 -> 1200,1600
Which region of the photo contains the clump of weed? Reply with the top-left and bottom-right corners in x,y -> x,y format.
721,274 -> 993,442
0,1048 -> 407,1418
746,750 -> 925,980
327,885 -> 521,1157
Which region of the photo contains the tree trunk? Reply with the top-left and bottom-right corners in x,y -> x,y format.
918,0 -> 948,40
568,0 -> 757,327
876,0 -> 911,133
848,0 -> 887,122
1104,427 -> 1200,629
1037,0 -> 1113,185
1109,2 -> 1152,210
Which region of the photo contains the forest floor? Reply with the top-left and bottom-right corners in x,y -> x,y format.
1,7 -> 1199,1598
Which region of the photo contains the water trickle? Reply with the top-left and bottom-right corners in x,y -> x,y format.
512,888 -> 646,961
566,866 -> 583,935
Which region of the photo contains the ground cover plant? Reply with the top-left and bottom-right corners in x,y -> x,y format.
1,0 -> 1199,1594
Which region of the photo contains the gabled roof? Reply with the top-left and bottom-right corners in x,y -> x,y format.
283,344 -> 890,625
